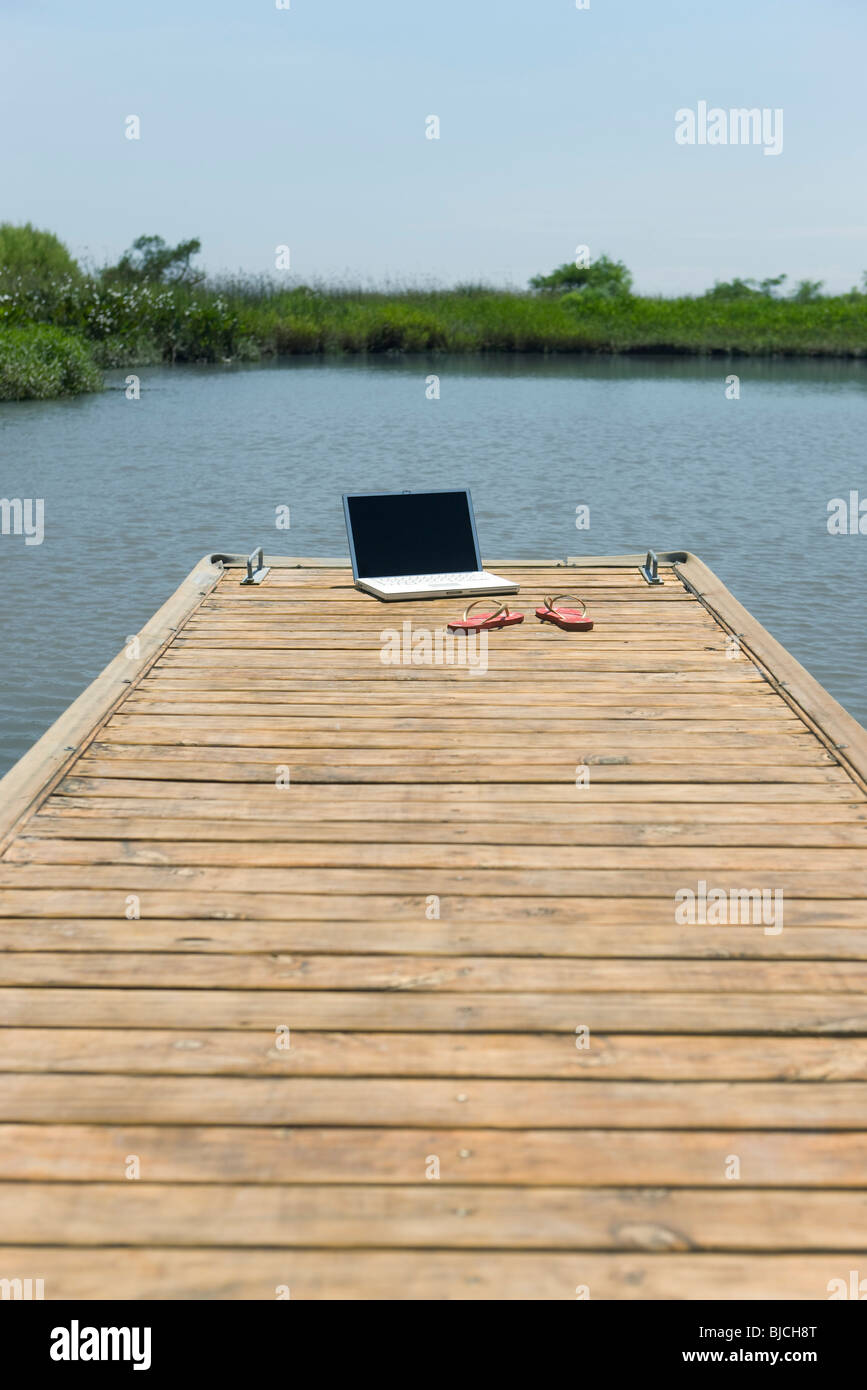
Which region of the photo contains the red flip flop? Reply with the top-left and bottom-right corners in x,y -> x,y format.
536,594 -> 594,631
447,600 -> 524,632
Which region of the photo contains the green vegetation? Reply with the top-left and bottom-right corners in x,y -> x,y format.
214,277 -> 867,357
101,234 -> 205,288
1,226 -> 866,401
0,325 -> 103,401
0,223 -> 82,294
529,254 -> 633,297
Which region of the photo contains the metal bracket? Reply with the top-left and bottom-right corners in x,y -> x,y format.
240,546 -> 270,585
639,550 -> 664,585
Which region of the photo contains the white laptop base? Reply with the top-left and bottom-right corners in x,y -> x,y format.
358,570 -> 519,601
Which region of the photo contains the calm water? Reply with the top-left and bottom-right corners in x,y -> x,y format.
1,354 -> 865,777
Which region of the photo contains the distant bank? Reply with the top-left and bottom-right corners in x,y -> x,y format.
2,226 -> 866,400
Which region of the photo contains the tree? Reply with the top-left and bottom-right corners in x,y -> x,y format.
0,223 -> 81,292
790,279 -> 824,302
705,274 -> 788,300
529,254 -> 633,297
758,274 -> 788,296
102,235 -> 204,287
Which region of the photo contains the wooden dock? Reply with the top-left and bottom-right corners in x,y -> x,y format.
1,551 -> 866,1300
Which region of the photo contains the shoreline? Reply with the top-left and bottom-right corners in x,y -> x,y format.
3,287 -> 867,401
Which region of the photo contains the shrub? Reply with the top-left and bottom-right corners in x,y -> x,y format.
0,278 -> 241,363
704,274 -> 788,301
530,254 -> 633,297
0,223 -> 82,295
0,325 -> 102,400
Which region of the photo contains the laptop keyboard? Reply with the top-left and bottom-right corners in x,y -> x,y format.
373,572 -> 497,587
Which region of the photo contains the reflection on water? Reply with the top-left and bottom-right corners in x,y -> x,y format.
0,353 -> 865,774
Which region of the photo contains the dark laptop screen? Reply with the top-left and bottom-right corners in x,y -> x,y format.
345,491 -> 480,577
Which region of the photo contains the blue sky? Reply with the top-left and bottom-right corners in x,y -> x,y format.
2,0 -> 865,293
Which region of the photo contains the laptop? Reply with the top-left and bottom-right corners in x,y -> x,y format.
343,489 -> 519,601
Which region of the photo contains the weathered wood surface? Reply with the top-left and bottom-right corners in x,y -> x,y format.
1,558 -> 865,1301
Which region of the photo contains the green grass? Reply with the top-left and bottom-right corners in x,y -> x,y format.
0,324 -> 102,401
2,275 -> 866,402
218,281 -> 867,358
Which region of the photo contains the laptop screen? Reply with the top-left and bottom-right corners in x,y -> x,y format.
344,490 -> 481,578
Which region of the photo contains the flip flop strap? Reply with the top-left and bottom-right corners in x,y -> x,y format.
544,594 -> 587,616
462,599 -> 508,623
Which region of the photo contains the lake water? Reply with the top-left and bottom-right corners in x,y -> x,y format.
1,354 -> 865,777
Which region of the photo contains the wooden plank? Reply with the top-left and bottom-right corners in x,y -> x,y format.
85,739 -> 837,767
1,1124 -> 863,1185
9,838 -> 865,871
96,727 -> 826,755
22,811 -> 867,845
115,705 -> 806,725
210,587 -> 698,600
0,863 -> 860,895
181,628 -> 725,641
147,687 -> 770,702
0,1247 -> 859,1299
2,952 -> 867,993
80,741 -> 839,770
4,919 -> 867,959
50,777 -> 862,801
153,657 -> 769,674
142,686 -> 778,705
21,815 -> 867,847
2,988 -> 866,1032
2,892 -> 863,925
38,794 -> 867,824
5,951 -> 867,994
5,1029 -> 867,1077
3,1183 -> 865,1250
4,1074 -> 867,1127
173,635 -> 732,650
2,919 -> 867,958
58,760 -> 848,786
